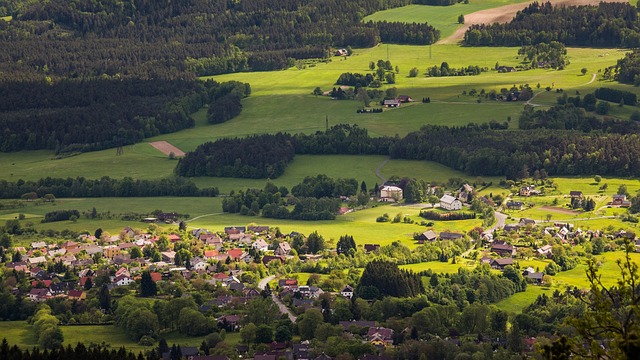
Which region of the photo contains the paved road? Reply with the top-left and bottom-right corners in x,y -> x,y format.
258,275 -> 297,323
375,158 -> 389,184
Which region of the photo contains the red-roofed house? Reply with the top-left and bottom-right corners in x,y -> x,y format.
168,234 -> 181,242
227,248 -> 244,261
150,272 -> 162,283
68,289 -> 86,301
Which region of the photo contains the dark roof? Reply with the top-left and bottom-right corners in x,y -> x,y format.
340,320 -> 376,330
440,232 -> 463,240
364,244 -> 380,252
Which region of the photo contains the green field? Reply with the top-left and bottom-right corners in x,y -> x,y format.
363,1 -> 531,39
0,322 -> 224,354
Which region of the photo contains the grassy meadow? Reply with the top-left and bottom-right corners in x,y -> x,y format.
0,321 -> 222,354
363,0 -> 531,39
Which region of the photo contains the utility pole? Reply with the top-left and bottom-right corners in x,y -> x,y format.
325,114 -> 328,130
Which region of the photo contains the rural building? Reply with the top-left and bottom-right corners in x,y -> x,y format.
439,232 -> 463,240
569,191 -> 583,199
397,95 -> 413,103
364,244 -> 380,253
490,258 -> 513,270
379,185 -> 403,202
416,230 -> 437,243
383,99 -> 401,108
440,195 -> 462,210
491,242 -> 516,257
341,285 -> 354,299
335,48 -> 348,56
506,200 -> 524,210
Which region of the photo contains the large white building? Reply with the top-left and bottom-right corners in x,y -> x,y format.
440,195 -> 462,210
380,185 -> 403,202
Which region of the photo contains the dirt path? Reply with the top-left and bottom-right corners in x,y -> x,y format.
149,141 -> 186,157
526,73 -> 597,106
438,0 -> 628,44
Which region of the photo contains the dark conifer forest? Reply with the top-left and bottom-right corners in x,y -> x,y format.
464,2 -> 640,47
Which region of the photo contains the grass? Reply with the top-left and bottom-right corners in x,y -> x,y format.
0,322 -> 221,354
1,16 -> 11,21
494,285 -> 550,314
400,258 -> 476,274
363,0 -> 531,39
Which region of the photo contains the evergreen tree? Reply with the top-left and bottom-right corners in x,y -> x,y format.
140,271 -> 157,297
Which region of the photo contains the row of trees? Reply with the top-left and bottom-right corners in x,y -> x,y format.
519,103 -> 636,132
419,210 -> 476,221
426,62 -> 486,77
463,2 -> 640,47
0,176 -> 218,199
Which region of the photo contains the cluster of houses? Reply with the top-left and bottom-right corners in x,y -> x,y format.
7,225 -> 309,302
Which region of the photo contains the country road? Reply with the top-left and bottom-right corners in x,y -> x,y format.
258,275 -> 297,323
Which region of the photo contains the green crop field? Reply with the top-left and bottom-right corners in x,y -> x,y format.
363,0 -> 531,39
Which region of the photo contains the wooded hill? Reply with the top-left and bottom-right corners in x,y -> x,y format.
464,2 -> 640,47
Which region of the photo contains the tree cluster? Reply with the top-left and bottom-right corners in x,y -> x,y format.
517,41 -> 567,69
594,87 -> 638,106
0,176 -> 218,199
463,2 -> 640,47
205,80 -> 251,124
357,260 -> 424,299
520,103 -> 639,133
426,62 -> 486,77
419,210 -> 476,221
42,210 -> 80,223
175,133 -> 295,178
291,175 -> 359,198
615,49 -> 640,85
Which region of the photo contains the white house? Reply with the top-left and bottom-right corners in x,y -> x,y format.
114,275 -> 134,287
252,239 -> 269,252
341,285 -> 354,299
380,185 -> 403,202
440,195 -> 462,211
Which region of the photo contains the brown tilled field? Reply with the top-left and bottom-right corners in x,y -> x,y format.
439,0 -> 629,44
148,141 -> 186,157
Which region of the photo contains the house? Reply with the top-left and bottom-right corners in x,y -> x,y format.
28,256 -> 47,266
506,201 -> 524,210
519,185 -> 533,196
364,244 -> 380,253
490,258 -> 513,270
519,218 -> 536,226
68,289 -> 86,301
416,230 -> 437,243
397,95 -> 413,103
224,226 -> 246,235
524,270 -> 544,284
569,191 -> 583,199
262,255 -> 285,265
114,275 -> 134,287
275,242 -> 292,256
29,288 -> 51,302
217,314 -> 242,331
440,232 -> 463,240
341,285 -> 354,299
227,248 -> 244,261
440,195 -> 462,211
379,185 -> 403,202
537,244 -> 553,258
458,183 -> 474,202
202,234 -> 224,249
613,194 -> 631,206
503,224 -> 520,233
103,245 -> 120,259
248,225 -> 270,234
168,234 -> 181,243
161,251 -> 176,263
191,258 -> 208,271
31,241 -> 47,249
367,327 -> 394,347
157,212 -> 179,223
491,242 -> 516,257
252,239 -> 269,252
335,48 -> 348,56
497,65 -> 516,72
203,250 -> 219,259
383,99 -> 401,108
278,279 -> 298,290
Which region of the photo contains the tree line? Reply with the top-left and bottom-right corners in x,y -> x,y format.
464,2 -> 640,47
0,177 -> 218,199
519,103 -> 638,132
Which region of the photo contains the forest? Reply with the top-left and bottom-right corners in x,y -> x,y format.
464,2 -> 640,47
0,176 -> 218,199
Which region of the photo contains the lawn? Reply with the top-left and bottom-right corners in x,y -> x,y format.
400,258 -> 476,274
494,285 -> 549,314
0,322 -> 223,354
362,1 -> 531,39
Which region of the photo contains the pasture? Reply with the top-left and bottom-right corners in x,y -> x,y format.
362,0 -> 531,39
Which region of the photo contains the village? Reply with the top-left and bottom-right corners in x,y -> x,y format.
2,176 -> 639,359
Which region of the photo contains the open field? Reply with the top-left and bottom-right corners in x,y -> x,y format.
363,0 -> 531,40
0,321 -> 222,354
0,44 -> 633,187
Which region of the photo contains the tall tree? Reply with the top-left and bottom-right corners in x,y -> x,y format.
140,271 -> 157,297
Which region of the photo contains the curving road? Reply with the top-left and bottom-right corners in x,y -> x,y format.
375,158 -> 390,184
258,275 -> 297,323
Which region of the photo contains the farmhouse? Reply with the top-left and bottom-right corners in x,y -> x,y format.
506,201 -> 524,210
379,185 -> 403,202
440,195 -> 462,211
491,242 -> 516,257
383,99 -> 401,108
364,244 -> 380,253
341,285 -> 354,299
490,258 -> 513,270
274,242 -> 292,256
397,95 -> 413,103
416,230 -> 437,243
335,48 -> 348,56
569,191 -> 583,199
503,224 -> 520,233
